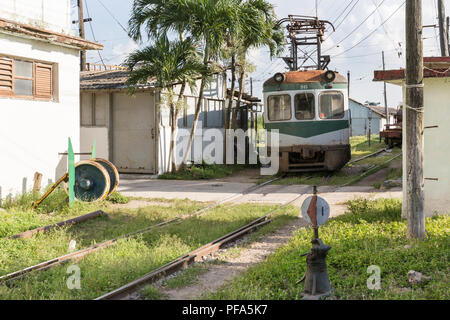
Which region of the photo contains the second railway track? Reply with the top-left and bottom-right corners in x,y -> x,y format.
0,175 -> 285,285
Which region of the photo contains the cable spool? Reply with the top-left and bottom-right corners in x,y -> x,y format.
74,160 -> 111,202
94,158 -> 120,196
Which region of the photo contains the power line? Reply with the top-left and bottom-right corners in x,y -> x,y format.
95,0 -> 131,37
324,0 -> 388,53
84,0 -> 105,67
333,1 -> 405,58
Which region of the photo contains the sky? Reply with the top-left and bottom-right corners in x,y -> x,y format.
73,0 -> 448,107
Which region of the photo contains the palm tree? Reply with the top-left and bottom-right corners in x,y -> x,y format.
125,36 -> 204,172
128,0 -> 239,172
228,0 -> 284,130
174,0 -> 240,171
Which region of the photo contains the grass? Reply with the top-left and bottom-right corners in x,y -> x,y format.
158,163 -> 252,180
206,198 -> 449,300
0,201 -> 297,299
350,134 -> 386,160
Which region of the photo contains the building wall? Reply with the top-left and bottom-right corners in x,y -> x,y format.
401,78 -> 450,216
159,73 -> 227,173
422,78 -> 450,215
0,0 -> 72,35
349,100 -> 383,136
0,33 -> 80,198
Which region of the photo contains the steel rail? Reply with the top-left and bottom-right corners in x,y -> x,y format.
95,190 -> 306,300
348,148 -> 389,164
0,175 -> 284,284
339,153 -> 402,187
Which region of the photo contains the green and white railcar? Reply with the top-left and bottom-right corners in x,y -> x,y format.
263,70 -> 351,172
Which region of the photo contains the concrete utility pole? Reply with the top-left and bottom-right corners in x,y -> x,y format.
438,0 -> 449,56
382,51 -> 389,125
78,0 -> 86,71
405,0 -> 425,239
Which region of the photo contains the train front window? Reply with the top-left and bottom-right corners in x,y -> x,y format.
268,95 -> 291,121
294,93 -> 315,120
319,92 -> 344,119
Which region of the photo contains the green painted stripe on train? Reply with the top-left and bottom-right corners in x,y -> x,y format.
263,83 -> 347,92
265,120 -> 349,138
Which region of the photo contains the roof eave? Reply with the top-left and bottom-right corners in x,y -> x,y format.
0,18 -> 103,50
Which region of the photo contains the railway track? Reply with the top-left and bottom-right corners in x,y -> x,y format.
0,175 -> 284,285
95,152 -> 404,300
95,190 -> 306,300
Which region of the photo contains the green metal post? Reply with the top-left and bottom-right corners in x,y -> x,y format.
68,138 -> 75,206
91,139 -> 96,160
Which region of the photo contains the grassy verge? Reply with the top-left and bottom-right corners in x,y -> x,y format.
0,203 -> 296,299
206,198 -> 449,300
158,163 -> 254,180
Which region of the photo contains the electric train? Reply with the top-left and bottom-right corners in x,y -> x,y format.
263,69 -> 351,173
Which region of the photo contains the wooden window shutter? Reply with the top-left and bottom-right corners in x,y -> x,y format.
35,63 -> 53,99
0,57 -> 13,96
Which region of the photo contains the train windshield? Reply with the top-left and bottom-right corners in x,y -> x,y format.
319,92 -> 344,119
294,93 -> 315,120
267,95 -> 291,121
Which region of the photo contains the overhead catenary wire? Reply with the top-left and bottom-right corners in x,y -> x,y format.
333,1 -> 406,58
84,0 -> 106,67
324,0 -> 388,54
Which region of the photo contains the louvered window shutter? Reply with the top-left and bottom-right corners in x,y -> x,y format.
35,63 -> 52,99
0,58 -> 13,95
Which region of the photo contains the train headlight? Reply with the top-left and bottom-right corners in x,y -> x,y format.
273,73 -> 285,83
323,70 -> 336,82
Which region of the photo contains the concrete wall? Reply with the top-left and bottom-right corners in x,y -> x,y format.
422,78 -> 450,215
0,33 -> 80,198
0,0 -> 72,35
158,73 -> 227,173
401,78 -> 450,216
349,100 -> 383,136
80,127 -> 109,161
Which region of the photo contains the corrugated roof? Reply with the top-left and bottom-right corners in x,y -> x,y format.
80,70 -> 157,90
349,98 -> 396,118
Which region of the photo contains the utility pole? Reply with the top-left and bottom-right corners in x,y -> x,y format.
447,16 -> 450,53
78,0 -> 86,71
438,0 -> 449,56
405,0 -> 425,239
382,51 -> 389,125
250,77 -> 253,96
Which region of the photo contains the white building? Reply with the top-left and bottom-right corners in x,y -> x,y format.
349,98 -> 396,136
0,0 -> 102,198
79,69 -> 260,174
374,57 -> 450,216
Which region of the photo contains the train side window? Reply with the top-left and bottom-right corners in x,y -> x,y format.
294,93 -> 315,120
267,95 -> 291,121
319,92 -> 344,119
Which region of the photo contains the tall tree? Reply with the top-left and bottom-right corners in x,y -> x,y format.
227,0 -> 284,130
175,0 -> 240,171
125,37 -> 203,172
129,0 -> 239,171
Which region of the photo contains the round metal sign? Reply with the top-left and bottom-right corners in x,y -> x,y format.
301,196 -> 330,226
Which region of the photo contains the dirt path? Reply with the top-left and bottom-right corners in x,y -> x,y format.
161,217 -> 308,300
353,159 -> 402,187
